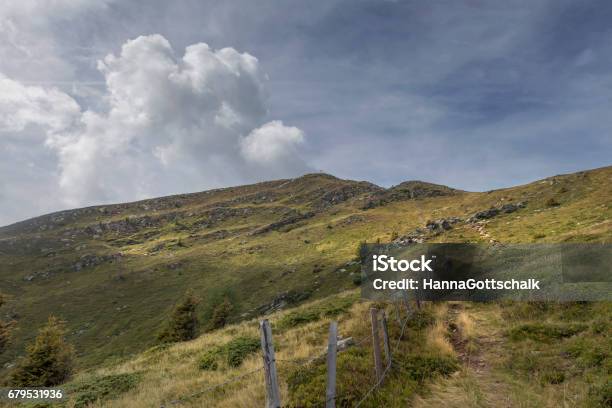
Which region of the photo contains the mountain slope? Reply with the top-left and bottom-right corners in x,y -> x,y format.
0,166 -> 610,373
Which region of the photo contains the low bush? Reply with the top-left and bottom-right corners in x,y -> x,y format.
406,308 -> 435,330
197,336 -> 260,370
546,197 -> 560,207
66,373 -> 141,408
277,296 -> 355,330
226,336 -> 260,367
396,354 -> 458,382
198,348 -> 221,371
277,310 -> 320,330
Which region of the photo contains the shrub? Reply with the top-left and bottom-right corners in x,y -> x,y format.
225,336 -> 260,367
198,348 -> 221,371
10,316 -> 75,386
278,310 -> 320,330
197,336 -> 260,370
158,291 -> 200,343
208,297 -> 233,331
397,354 -> 458,382
545,197 -> 560,207
508,323 -> 588,342
407,309 -> 435,330
356,241 -> 369,262
321,297 -> 354,317
66,373 -> 141,408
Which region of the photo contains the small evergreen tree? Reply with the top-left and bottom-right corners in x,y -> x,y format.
0,293 -> 14,354
356,241 -> 369,262
208,297 -> 233,331
10,316 -> 74,386
158,291 -> 199,343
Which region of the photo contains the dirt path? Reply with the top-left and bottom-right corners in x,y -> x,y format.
412,303 -> 511,408
447,303 -> 488,373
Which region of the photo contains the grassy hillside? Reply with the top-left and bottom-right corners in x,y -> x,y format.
14,292 -> 609,407
0,165 -> 610,379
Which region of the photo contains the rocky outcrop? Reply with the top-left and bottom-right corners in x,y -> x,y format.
362,181 -> 459,209
467,202 -> 526,223
425,217 -> 462,232
73,253 -> 123,271
314,182 -> 383,209
249,211 -> 315,235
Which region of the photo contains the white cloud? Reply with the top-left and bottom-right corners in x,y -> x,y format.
0,74 -> 80,132
241,120 -> 305,164
0,34 -> 309,224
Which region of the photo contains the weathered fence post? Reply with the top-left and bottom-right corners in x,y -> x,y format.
393,300 -> 401,325
402,289 -> 411,314
370,308 -> 383,382
326,321 -> 338,408
381,311 -> 392,368
260,319 -> 281,408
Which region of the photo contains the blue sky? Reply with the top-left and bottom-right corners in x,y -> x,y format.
0,0 -> 611,225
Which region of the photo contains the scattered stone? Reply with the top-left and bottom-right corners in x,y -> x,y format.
337,336 -> 354,351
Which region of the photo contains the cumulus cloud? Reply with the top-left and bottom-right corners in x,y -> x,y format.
0,34 -> 310,224
0,74 -> 80,132
241,120 -> 305,167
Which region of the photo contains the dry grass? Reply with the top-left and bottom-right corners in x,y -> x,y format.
425,303 -> 455,357
456,310 -> 474,341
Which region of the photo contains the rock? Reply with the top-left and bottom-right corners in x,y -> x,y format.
468,201 -> 527,223
337,336 -> 354,351
500,201 -> 526,214
425,217 -> 461,232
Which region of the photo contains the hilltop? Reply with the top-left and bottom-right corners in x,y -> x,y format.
0,166 -> 610,374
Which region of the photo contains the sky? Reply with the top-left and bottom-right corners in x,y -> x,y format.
1,0 -> 611,226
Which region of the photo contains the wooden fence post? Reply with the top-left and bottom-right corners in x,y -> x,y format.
402,289 -> 411,314
393,300 -> 401,325
381,311 -> 392,368
325,321 -> 338,408
370,308 -> 383,382
260,319 -> 281,408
